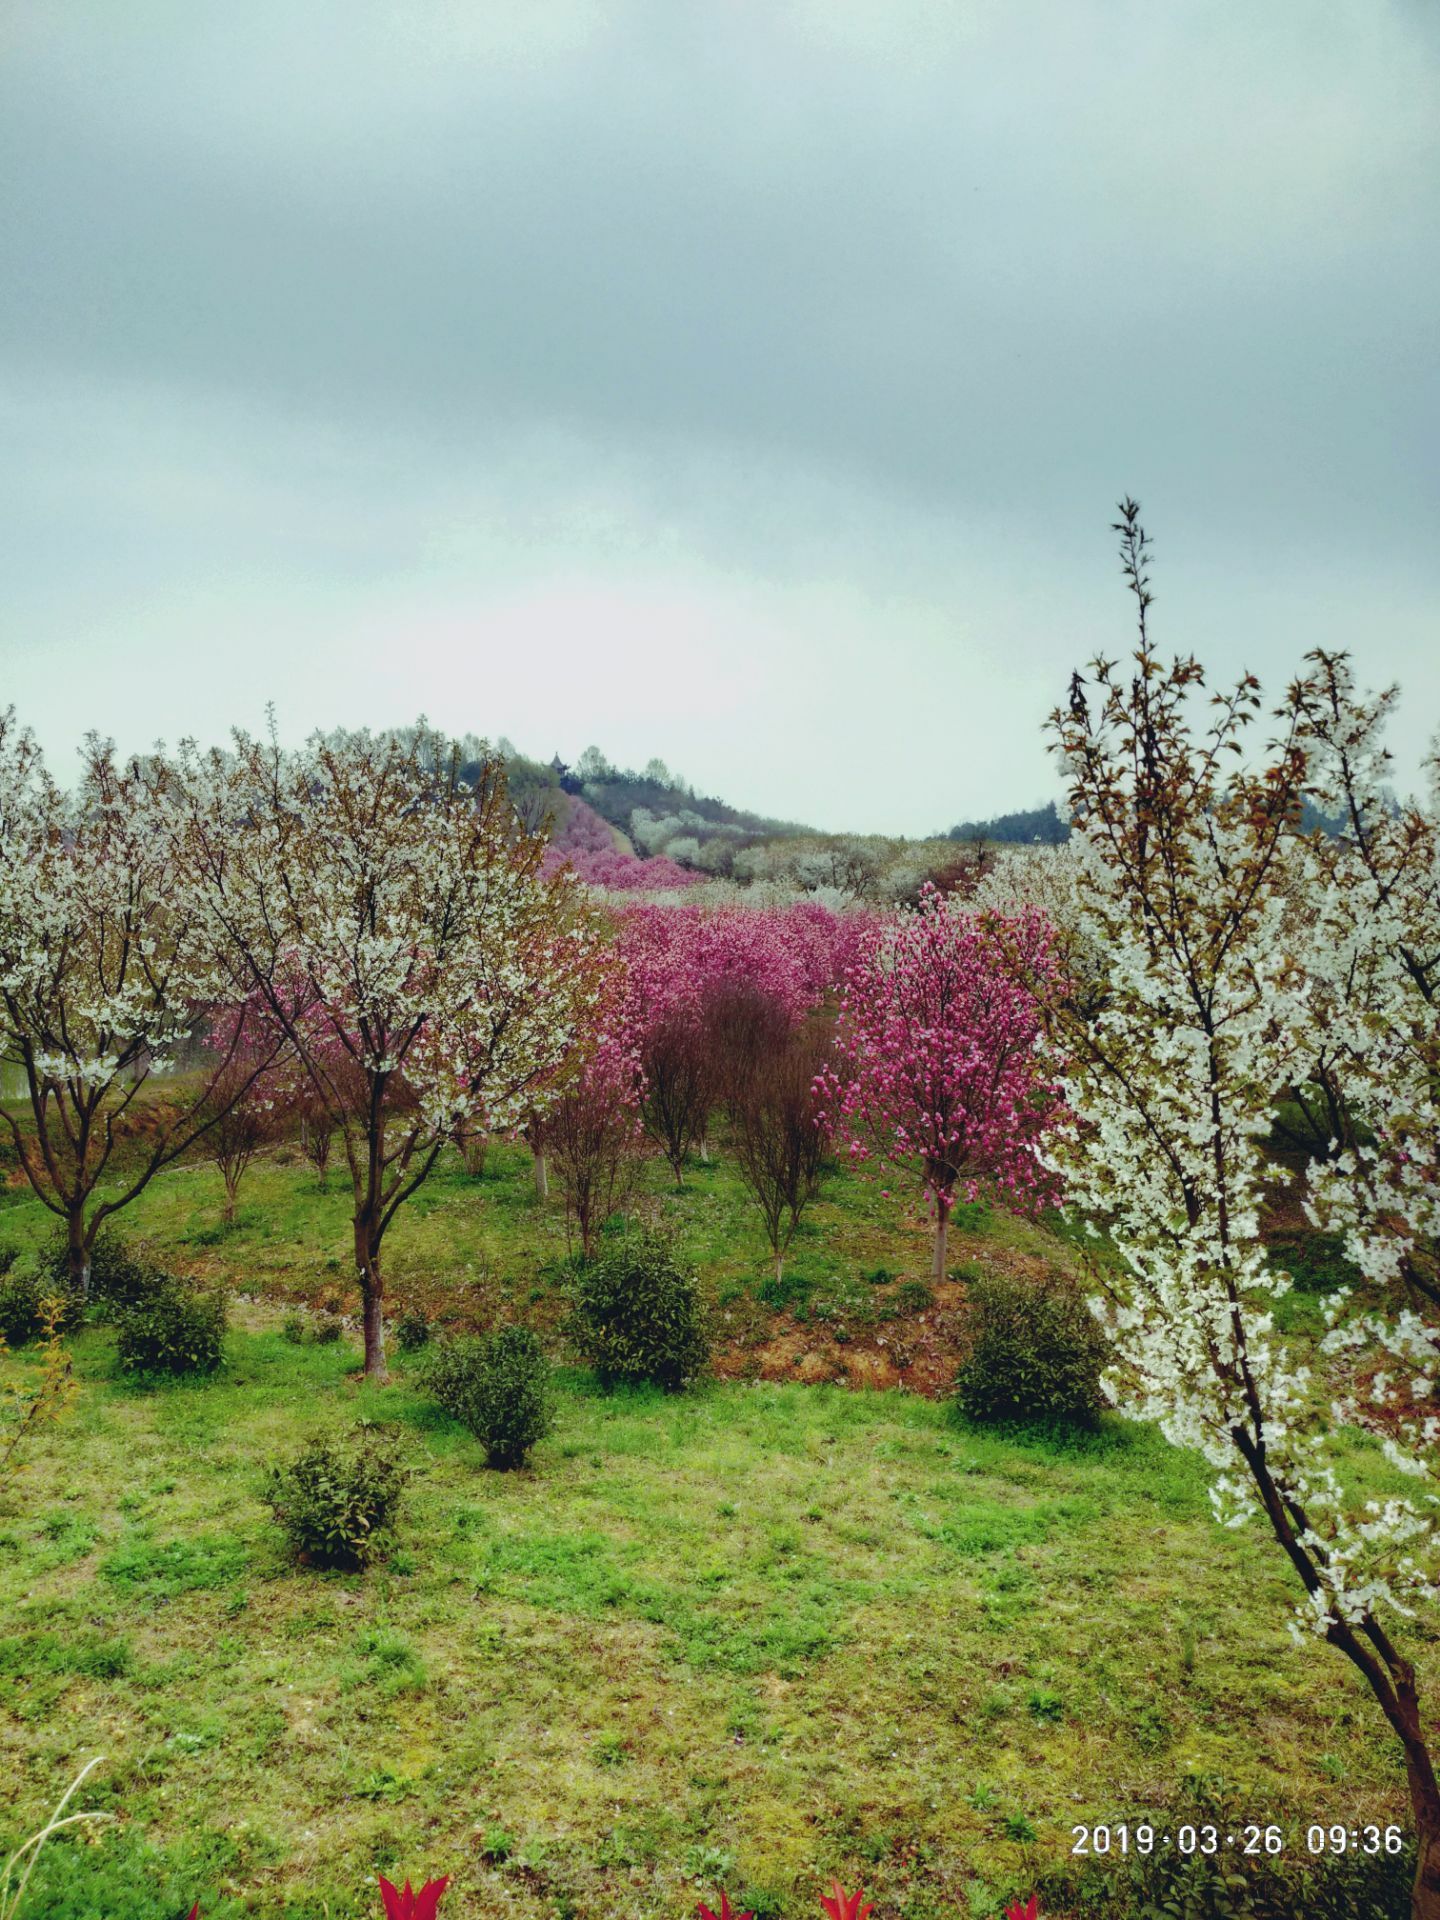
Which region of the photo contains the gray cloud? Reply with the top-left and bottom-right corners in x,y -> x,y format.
2,0 -> 1437,831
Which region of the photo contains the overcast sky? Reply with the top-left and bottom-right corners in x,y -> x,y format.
2,2 -> 1437,835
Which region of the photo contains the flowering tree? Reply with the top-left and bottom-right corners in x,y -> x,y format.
177,724 -> 600,1380
616,900 -> 856,1178
819,886 -> 1063,1278
1292,654 -> 1440,1308
0,714 -> 282,1296
197,1009 -> 286,1223
730,1018 -> 833,1280
542,796 -> 701,893
1043,504 -> 1440,1919
530,967 -> 650,1256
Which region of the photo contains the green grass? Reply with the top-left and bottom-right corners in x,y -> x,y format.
0,1317 -> 1419,1918
0,1140 -> 1425,1917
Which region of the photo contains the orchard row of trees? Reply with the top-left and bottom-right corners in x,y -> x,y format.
0,719 -> 1057,1383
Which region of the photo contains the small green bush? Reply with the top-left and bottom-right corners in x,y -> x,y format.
0,1266 -> 75,1344
573,1231 -> 709,1390
40,1226 -> 156,1313
951,1266 -> 1108,1430
312,1312 -> 345,1345
265,1424 -> 410,1569
281,1312 -> 307,1344
894,1278 -> 935,1314
423,1325 -> 552,1468
1265,1232 -> 1362,1295
394,1310 -> 432,1353
113,1276 -> 227,1376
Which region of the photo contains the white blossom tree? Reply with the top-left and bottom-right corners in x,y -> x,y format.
0,712 -> 279,1295
1042,506 -> 1440,1918
177,723 -> 601,1381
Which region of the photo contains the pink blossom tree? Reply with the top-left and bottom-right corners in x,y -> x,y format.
818,886 -> 1064,1278
530,967 -> 650,1255
541,796 -> 702,893
616,902 -> 851,1177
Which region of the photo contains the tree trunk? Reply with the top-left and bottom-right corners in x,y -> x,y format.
533,1149 -> 548,1200
66,1207 -> 91,1302
353,1213 -> 388,1383
222,1168 -> 238,1224
1415,1808 -> 1440,1920
774,1251 -> 784,1283
932,1199 -> 951,1281
1402,1709 -> 1440,1918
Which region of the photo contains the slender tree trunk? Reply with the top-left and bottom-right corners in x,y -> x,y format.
222,1167 -> 238,1224
932,1197 -> 951,1280
533,1148 -> 548,1200
1408,1767 -> 1440,1919
66,1206 -> 91,1302
774,1250 -> 784,1283
353,1211 -> 388,1383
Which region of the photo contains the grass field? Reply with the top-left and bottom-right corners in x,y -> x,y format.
0,1138 -> 1424,1917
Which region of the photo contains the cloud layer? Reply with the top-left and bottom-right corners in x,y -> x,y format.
3,1 -> 1437,831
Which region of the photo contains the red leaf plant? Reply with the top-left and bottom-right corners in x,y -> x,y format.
378,1875 -> 450,1920
1005,1897 -> 1040,1920
697,1895 -> 753,1920
819,1883 -> 873,1920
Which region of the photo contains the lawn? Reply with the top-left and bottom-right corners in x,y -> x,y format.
0,1141 -> 1422,1917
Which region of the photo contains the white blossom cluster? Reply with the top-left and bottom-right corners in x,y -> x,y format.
1049,666 -> 1440,1644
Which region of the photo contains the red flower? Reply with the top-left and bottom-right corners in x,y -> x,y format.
1005,1898 -> 1040,1920
185,1908 -> 201,1920
698,1895 -> 753,1920
819,1883 -> 873,1920
378,1876 -> 450,1920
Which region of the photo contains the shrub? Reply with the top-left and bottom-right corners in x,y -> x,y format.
40,1227 -> 155,1314
0,1267 -> 72,1346
282,1312 -> 307,1344
312,1312 -> 345,1345
265,1424 -> 410,1569
394,1310 -> 432,1354
423,1326 -> 552,1468
950,1266 -> 1108,1430
573,1231 -> 708,1390
113,1277 -> 227,1377
0,1247 -> 14,1279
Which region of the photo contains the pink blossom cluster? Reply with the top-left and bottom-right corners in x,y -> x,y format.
541,796 -> 702,892
817,886 -> 1065,1265
616,900 -> 862,1031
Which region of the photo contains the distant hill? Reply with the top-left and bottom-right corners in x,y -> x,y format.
945,800 -> 1071,845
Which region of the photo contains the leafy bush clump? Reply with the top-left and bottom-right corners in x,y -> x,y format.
312,1312 -> 345,1345
1265,1232 -> 1363,1295
573,1231 -> 708,1390
0,1265 -> 77,1345
394,1310 -> 432,1353
282,1312 -> 307,1344
265,1424 -> 410,1569
113,1277 -> 227,1376
951,1266 -> 1108,1430
40,1227 -> 156,1313
423,1325 -> 552,1468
